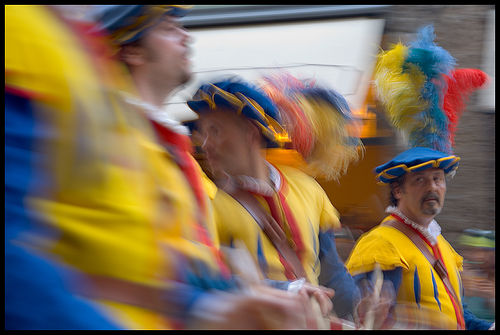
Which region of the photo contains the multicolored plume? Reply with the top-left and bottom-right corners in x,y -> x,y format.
260,73 -> 314,158
373,25 -> 489,154
259,71 -> 363,181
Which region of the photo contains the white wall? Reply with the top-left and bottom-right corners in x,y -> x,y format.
164,17 -> 385,122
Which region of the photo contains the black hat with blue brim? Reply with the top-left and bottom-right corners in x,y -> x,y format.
187,79 -> 289,148
375,147 -> 460,184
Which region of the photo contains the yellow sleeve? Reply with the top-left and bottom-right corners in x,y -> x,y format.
345,229 -> 410,275
318,185 -> 340,231
278,164 -> 340,231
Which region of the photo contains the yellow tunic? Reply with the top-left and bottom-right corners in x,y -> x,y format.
213,164 -> 340,285
345,215 -> 464,329
6,5 -> 222,329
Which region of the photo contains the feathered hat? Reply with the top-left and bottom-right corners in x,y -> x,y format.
186,77 -> 289,148
373,25 -> 489,184
259,72 -> 363,181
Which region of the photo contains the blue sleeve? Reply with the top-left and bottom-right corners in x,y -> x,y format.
353,267 -> 403,297
5,92 -> 120,330
5,243 -> 121,330
463,301 -> 494,330
318,230 -> 361,318
168,257 -> 242,324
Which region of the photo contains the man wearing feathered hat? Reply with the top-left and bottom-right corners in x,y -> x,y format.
345,25 -> 493,330
186,75 -> 368,325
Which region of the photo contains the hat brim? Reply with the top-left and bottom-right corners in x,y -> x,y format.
375,147 -> 462,184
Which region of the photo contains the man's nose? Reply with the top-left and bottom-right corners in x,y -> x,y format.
428,178 -> 440,191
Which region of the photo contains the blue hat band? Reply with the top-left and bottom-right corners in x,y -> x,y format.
376,155 -> 460,184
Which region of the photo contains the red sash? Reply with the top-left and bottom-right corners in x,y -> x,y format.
261,168 -> 305,280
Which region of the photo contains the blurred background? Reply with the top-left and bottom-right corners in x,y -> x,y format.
51,4 -> 496,321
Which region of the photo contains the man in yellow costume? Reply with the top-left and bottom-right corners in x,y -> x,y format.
6,5 -> 317,330
186,77 -> 362,322
345,25 -> 493,330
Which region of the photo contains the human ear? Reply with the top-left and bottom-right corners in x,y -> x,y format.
120,44 -> 146,67
392,183 -> 403,200
245,120 -> 262,145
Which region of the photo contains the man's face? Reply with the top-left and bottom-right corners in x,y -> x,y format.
197,110 -> 252,179
141,16 -> 191,87
394,168 -> 447,222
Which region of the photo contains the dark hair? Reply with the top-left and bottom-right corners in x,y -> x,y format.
389,175 -> 405,207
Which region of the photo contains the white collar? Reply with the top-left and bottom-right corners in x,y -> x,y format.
121,92 -> 190,136
385,206 -> 441,245
267,161 -> 281,191
233,161 -> 281,196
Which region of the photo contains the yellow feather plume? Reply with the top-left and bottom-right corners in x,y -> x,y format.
297,98 -> 362,181
373,43 -> 428,132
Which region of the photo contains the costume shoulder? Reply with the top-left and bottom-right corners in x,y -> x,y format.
345,225 -> 410,275
276,163 -> 328,197
276,163 -> 340,230
276,163 -> 315,182
6,6 -> 97,101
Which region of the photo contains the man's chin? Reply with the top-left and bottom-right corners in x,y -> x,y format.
180,66 -> 193,84
178,74 -> 191,87
422,206 -> 442,216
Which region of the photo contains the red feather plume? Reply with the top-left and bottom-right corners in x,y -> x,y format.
260,74 -> 315,158
443,69 -> 489,147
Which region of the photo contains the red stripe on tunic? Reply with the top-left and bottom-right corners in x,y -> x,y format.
260,169 -> 305,280
261,194 -> 296,280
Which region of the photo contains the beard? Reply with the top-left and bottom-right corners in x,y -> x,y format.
421,193 -> 443,216
422,204 -> 442,216
145,43 -> 192,86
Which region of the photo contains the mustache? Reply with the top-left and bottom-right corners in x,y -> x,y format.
422,193 -> 440,203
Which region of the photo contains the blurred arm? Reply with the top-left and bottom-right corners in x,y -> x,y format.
5,92 -> 120,330
318,229 -> 361,318
463,302 -> 494,330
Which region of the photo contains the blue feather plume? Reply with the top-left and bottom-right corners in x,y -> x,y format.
401,25 -> 457,153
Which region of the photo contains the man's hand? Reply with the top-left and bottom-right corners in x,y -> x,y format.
189,285 -> 312,329
297,282 -> 335,317
355,280 -> 396,329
